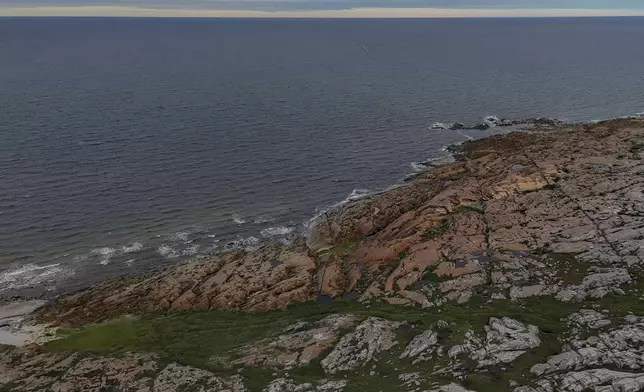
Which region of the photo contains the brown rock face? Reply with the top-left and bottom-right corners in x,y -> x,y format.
38,240 -> 317,327
35,118 -> 644,326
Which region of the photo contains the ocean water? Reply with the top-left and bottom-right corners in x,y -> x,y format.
1,17 -> 644,299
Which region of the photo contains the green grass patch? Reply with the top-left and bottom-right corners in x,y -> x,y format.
45,286 -> 644,391
454,204 -> 485,215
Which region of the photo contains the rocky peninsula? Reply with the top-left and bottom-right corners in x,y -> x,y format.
2,117 -> 644,392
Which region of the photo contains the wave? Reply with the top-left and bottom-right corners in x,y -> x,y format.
232,214 -> 246,225
253,215 -> 275,224
346,188 -> 371,202
171,232 -> 190,242
260,226 -> 294,237
121,242 -> 144,254
90,247 -> 117,265
0,263 -> 73,293
429,122 -> 450,130
181,244 -> 200,256
158,244 -> 180,258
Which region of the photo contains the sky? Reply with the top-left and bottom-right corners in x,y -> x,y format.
2,0 -> 644,17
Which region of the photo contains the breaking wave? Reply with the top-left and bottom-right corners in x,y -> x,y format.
0,263 -> 73,293
260,226 -> 294,237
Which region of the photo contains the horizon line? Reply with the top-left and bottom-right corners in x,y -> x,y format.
3,6 -> 644,18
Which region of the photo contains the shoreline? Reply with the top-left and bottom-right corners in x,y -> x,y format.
2,115 -> 644,392
2,113 -> 643,307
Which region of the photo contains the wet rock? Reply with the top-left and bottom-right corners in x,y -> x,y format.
321,317 -> 401,374
234,314 -> 356,369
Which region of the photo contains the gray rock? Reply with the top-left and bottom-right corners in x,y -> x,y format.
567,309 -> 612,329
321,317 -> 401,374
235,314 -> 356,369
400,329 -> 438,363
449,317 -> 540,367
154,363 -> 247,392
424,384 -> 476,392
556,268 -> 632,302
264,378 -> 347,392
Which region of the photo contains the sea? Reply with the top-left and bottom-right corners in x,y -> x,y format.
1,17 -> 643,300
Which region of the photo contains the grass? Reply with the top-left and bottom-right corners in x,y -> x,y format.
43,295 -> 582,391
547,252 -> 588,285
454,204 -> 485,215
40,271 -> 644,392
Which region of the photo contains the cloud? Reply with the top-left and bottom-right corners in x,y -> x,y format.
3,0 -> 644,12
3,5 -> 644,17
2,0 -> 644,17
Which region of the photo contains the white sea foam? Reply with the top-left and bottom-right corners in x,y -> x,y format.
121,242 -> 144,254
260,226 -> 294,237
171,232 -> 190,242
158,244 -> 179,258
0,263 -> 73,292
124,259 -> 135,267
232,214 -> 246,225
484,115 -> 499,125
91,247 -> 116,265
429,122 -> 449,130
347,188 -> 370,201
410,162 -> 429,172
182,244 -> 200,256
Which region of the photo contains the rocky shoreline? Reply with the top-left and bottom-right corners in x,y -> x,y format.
2,117 -> 644,392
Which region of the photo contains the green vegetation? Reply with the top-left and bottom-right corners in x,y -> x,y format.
422,218 -> 450,240
454,204 -> 485,215
41,268 -> 644,392
44,294 -> 585,391
547,252 -> 588,285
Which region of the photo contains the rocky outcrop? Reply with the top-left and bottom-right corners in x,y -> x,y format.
516,315 -> 644,391
4,118 -> 644,392
29,118 -> 644,327
37,241 -> 317,327
320,317 -> 401,374
0,350 -> 246,392
425,384 -> 476,392
264,378 -> 347,392
448,317 -> 541,368
400,328 -> 439,363
234,314 -> 356,369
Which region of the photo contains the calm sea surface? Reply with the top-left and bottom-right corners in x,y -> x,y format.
1,17 -> 643,299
